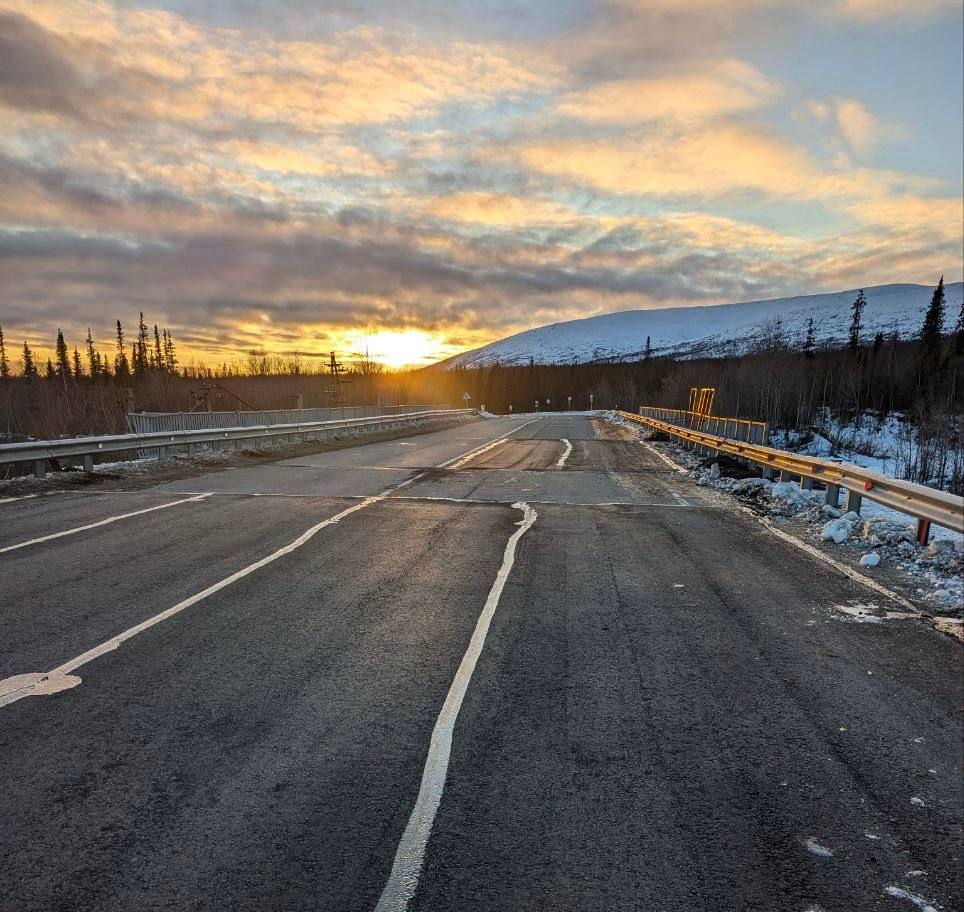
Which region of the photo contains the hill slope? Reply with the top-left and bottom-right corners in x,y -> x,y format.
444,283 -> 963,368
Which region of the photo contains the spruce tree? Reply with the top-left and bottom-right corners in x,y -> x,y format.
848,289 -> 866,352
153,324 -> 163,372
86,329 -> 98,380
643,336 -> 652,361
72,348 -> 83,379
163,328 -> 177,373
0,324 -> 9,378
114,319 -> 130,380
21,341 -> 37,379
919,275 -> 945,363
134,312 -> 149,377
955,294 -> 964,357
45,358 -> 56,381
55,329 -> 71,379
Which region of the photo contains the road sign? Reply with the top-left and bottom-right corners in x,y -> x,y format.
462,392 -> 471,402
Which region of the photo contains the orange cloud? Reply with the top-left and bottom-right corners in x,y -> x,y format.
558,59 -> 778,125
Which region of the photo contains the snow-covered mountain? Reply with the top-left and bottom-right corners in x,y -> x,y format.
443,283 -> 963,368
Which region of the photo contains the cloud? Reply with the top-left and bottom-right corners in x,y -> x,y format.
805,96 -> 880,153
0,0 -> 960,366
829,0 -> 960,20
557,59 -> 779,125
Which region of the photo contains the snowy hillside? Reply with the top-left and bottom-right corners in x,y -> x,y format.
444,283 -> 963,368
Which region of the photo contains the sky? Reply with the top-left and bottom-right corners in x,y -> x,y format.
0,0 -> 962,369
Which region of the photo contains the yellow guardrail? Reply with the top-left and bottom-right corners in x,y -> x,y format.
638,407 -> 768,444
620,410 -> 964,537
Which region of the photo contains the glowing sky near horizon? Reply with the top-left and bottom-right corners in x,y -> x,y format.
0,0 -> 962,367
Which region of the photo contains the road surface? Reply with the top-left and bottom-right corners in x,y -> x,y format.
1,415 -> 961,912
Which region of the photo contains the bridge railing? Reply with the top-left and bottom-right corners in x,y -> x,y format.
637,406 -> 768,445
0,409 -> 474,480
622,410 -> 963,541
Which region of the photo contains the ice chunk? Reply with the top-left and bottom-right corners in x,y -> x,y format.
821,517 -> 851,544
859,552 -> 881,567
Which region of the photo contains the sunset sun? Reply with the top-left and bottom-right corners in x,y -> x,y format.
346,329 -> 443,369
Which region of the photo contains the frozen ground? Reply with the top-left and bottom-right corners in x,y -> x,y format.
607,412 -> 963,625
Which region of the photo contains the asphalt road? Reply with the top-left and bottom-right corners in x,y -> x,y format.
1,414 -> 961,912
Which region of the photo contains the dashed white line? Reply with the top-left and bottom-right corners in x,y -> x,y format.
0,494 -> 213,555
374,502 -> 538,912
556,438 -> 572,469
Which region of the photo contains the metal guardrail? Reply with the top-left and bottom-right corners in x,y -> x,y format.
638,407 -> 768,445
126,404 -> 450,434
0,409 -> 475,480
621,410 -> 964,538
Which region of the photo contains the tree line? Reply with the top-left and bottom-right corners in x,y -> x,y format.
2,280 -> 962,490
0,314 -> 178,383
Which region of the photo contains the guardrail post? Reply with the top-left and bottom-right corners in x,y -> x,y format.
33,459 -> 46,479
762,466 -> 776,479
779,469 -> 792,482
800,477 -> 813,490
844,490 -> 862,514
916,518 -> 931,546
82,454 -> 94,473
824,483 -> 840,507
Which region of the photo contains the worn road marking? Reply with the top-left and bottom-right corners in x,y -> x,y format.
0,494 -> 213,555
441,417 -> 542,470
749,511 -> 917,610
374,502 -> 538,912
0,494 -> 39,505
556,438 -> 572,469
0,420 -> 542,709
641,440 -> 688,473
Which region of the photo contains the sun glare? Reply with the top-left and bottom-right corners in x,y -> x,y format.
346,329 -> 443,369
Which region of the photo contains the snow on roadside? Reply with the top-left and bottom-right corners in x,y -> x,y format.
605,412 -> 963,619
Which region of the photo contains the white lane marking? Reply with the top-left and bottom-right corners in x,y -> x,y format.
641,440 -> 687,474
556,438 -> 572,469
749,511 -> 916,610
0,494 -> 39,505
445,439 -> 506,470
439,417 -> 542,470
0,491 -> 67,505
0,495 -> 380,708
883,885 -> 940,912
375,502 -> 538,912
0,494 -> 212,556
0,421 -> 541,709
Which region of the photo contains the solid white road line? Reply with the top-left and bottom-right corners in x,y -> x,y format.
556,438 -> 572,469
750,510 -> 917,611
0,419 -> 544,709
0,494 -> 213,555
374,502 -> 538,912
641,440 -> 687,473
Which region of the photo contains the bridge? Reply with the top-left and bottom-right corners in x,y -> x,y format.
1,413 -> 960,911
